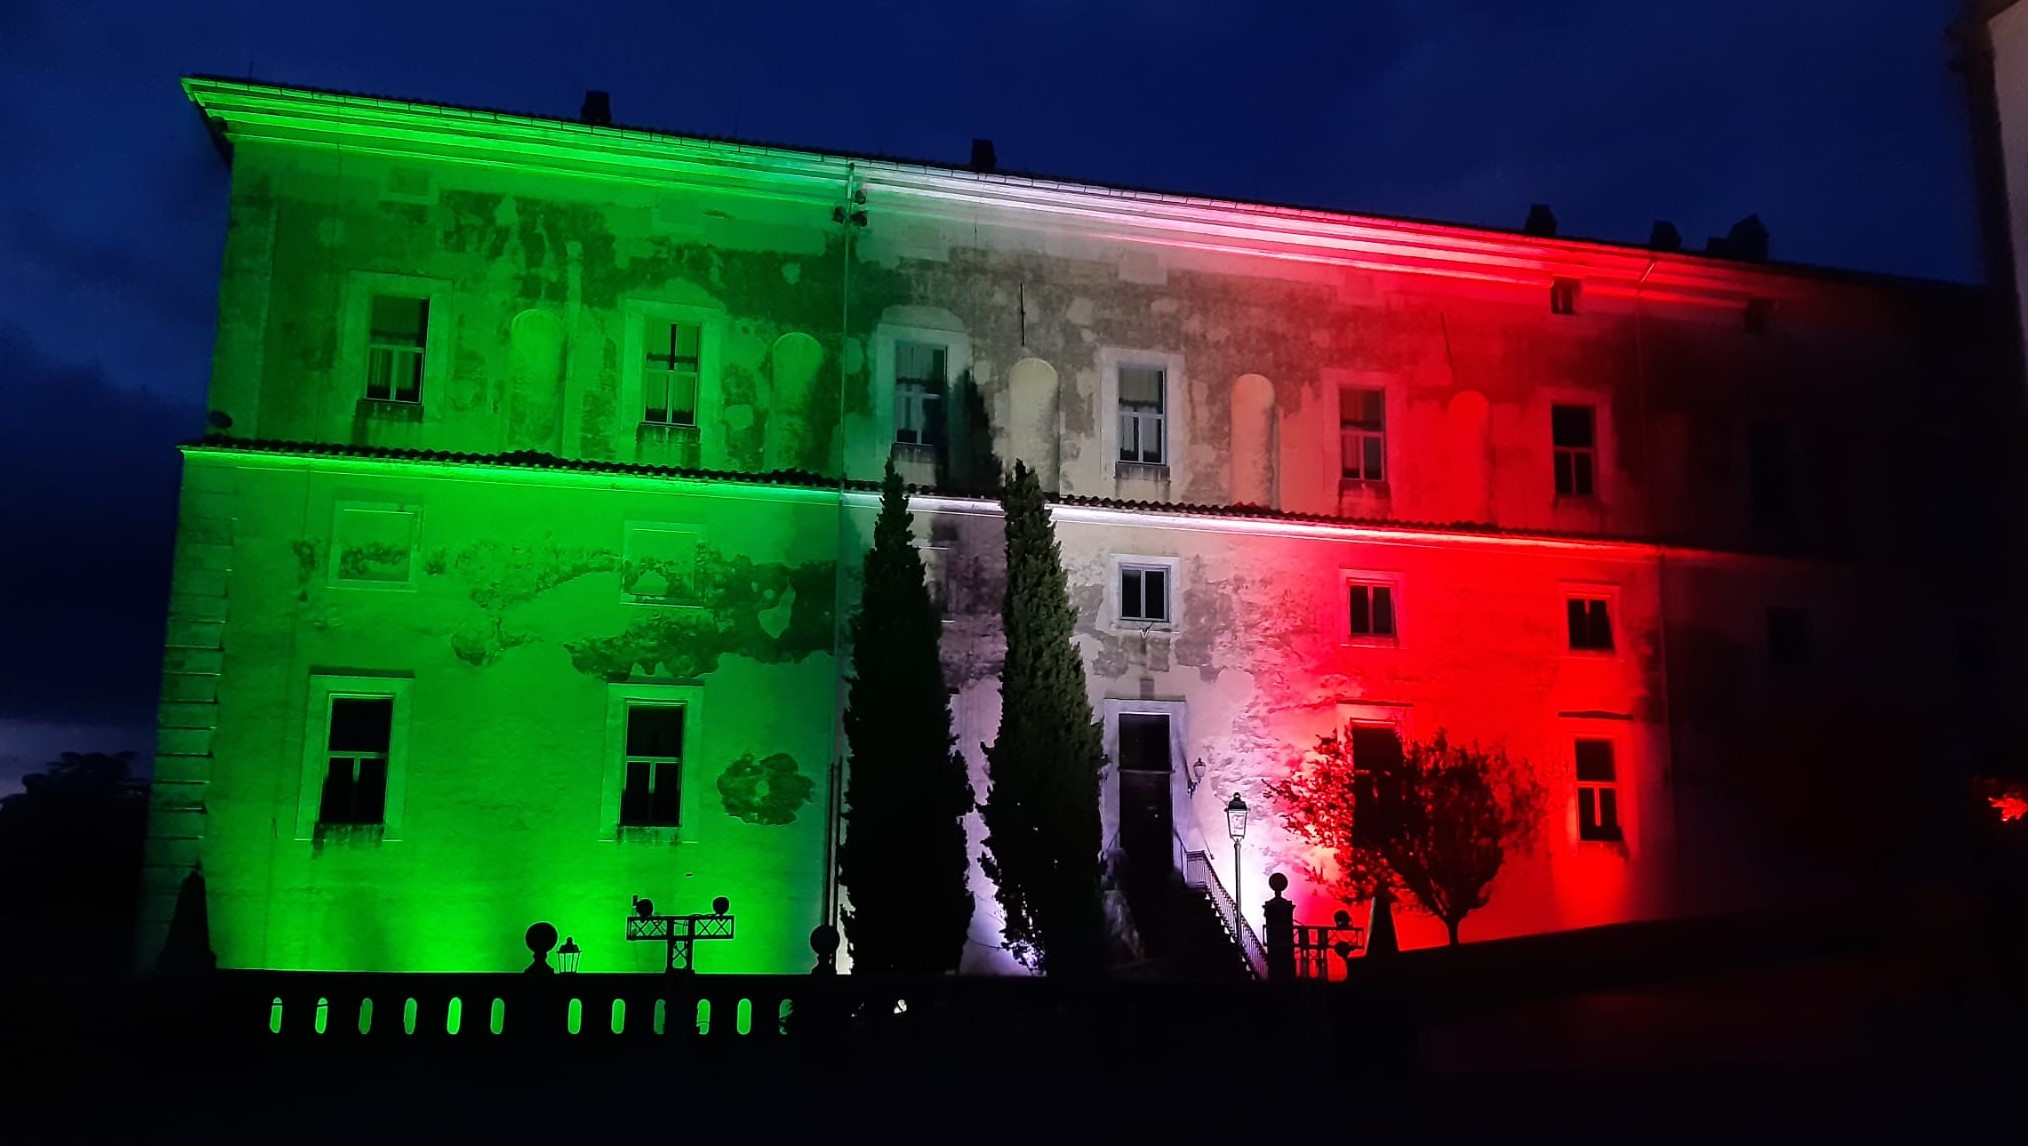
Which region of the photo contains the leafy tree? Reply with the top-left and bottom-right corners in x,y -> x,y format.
0,751 -> 149,972
1272,729 -> 1544,946
980,461 -> 1108,975
838,461 -> 974,973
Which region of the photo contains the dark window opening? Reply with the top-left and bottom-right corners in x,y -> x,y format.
645,320 -> 702,427
1567,597 -> 1614,652
1118,713 -> 1171,773
320,696 -> 393,826
1339,388 -> 1386,482
1552,405 -> 1597,497
1349,724 -> 1403,849
1550,278 -> 1581,316
1120,565 -> 1169,624
895,341 -> 947,447
1576,738 -> 1622,842
620,704 -> 684,827
1118,366 -> 1166,465
367,296 -> 428,404
1349,583 -> 1396,639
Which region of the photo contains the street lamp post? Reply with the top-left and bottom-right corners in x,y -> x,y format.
1225,793 -> 1250,922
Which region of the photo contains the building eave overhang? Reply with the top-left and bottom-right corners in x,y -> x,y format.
180,76 -> 1971,309
185,437 -> 1834,568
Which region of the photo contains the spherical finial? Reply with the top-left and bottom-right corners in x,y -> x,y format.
810,924 -> 841,956
524,921 -> 558,956
1268,872 -> 1289,895
712,896 -> 730,916
1333,909 -> 1352,928
633,896 -> 654,919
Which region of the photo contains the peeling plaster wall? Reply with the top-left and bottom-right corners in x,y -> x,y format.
192,453 -> 840,972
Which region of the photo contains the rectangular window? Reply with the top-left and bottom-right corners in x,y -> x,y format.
894,341 -> 947,446
319,696 -> 393,826
1348,582 -> 1396,639
1766,606 -> 1811,669
1575,739 -> 1621,841
1117,366 -> 1167,465
1119,564 -> 1170,624
1339,388 -> 1386,482
644,320 -> 702,427
619,704 -> 684,828
1550,277 -> 1581,316
1552,405 -> 1597,497
1566,596 -> 1614,652
1749,422 -> 1792,529
366,295 -> 428,403
1117,713 -> 1171,772
1349,724 -> 1403,848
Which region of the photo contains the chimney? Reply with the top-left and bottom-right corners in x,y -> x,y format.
1648,221 -> 1683,252
1706,215 -> 1769,262
1725,214 -> 1768,262
969,138 -> 998,173
1523,203 -> 1558,237
580,90 -> 612,126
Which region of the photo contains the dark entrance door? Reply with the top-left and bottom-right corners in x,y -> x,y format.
1117,713 -> 1174,890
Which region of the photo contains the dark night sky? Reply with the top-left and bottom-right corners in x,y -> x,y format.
0,0 -> 1988,792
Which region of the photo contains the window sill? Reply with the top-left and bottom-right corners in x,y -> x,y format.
616,824 -> 683,844
1111,620 -> 1176,637
1115,461 -> 1171,484
636,422 -> 701,467
1338,479 -> 1390,497
1563,648 -> 1619,660
313,822 -> 386,845
1553,493 -> 1602,507
357,397 -> 426,421
1341,635 -> 1400,649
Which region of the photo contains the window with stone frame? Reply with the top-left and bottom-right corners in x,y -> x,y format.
366,295 -> 428,403
1566,596 -> 1614,652
1119,563 -> 1170,624
1117,365 -> 1167,465
319,696 -> 393,826
894,342 -> 947,447
1552,404 -> 1597,497
1575,738 -> 1622,842
619,704 -> 684,828
1348,581 -> 1396,640
1340,388 -> 1386,482
644,320 -> 702,427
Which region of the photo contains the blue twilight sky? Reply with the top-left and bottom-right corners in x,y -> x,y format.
0,0 -> 1990,792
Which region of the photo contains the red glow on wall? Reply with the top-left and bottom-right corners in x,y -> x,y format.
1991,791 -> 2028,823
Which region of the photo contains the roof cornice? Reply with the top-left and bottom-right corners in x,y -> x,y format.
182,76 -> 1967,309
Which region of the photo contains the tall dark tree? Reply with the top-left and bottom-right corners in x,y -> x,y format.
838,461 -> 973,973
0,751 -> 149,972
980,461 -> 1108,975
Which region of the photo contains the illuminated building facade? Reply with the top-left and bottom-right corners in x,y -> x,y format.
143,77 -> 2016,973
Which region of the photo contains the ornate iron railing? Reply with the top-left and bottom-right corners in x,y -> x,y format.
1294,917 -> 1367,981
1183,850 -> 1268,980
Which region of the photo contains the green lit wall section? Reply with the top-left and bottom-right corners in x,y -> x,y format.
191,452 -> 844,972
157,109 -> 903,972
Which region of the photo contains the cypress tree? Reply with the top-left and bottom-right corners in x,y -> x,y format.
838,462 -> 974,974
980,461 -> 1108,975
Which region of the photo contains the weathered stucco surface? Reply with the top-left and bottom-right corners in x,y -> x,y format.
147,85 -> 2018,971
